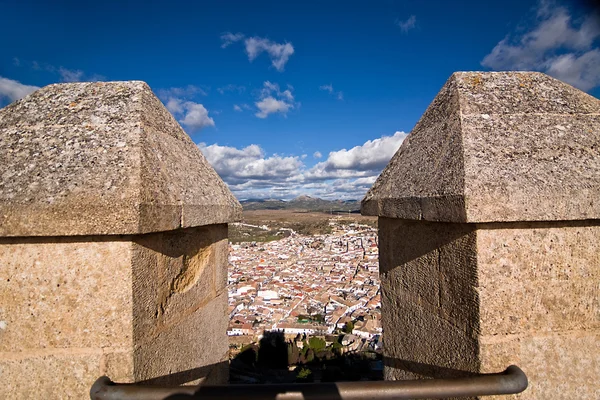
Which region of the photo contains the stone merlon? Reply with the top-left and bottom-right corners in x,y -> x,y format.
0,81 -> 242,236
362,71 -> 600,223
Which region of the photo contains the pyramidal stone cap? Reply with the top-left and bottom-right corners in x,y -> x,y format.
362,71 -> 600,223
0,81 -> 242,236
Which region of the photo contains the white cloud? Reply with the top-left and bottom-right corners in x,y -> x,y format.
164,98 -> 214,131
220,32 -> 245,48
255,97 -> 292,118
177,100 -> 215,131
164,97 -> 183,114
13,57 -> 20,66
59,67 -> 84,83
319,83 -> 344,100
397,15 -> 417,33
221,32 -> 295,71
0,76 -> 40,103
545,49 -> 600,91
199,143 -> 302,182
158,85 -> 215,131
482,1 -> 600,91
305,131 -> 408,180
313,151 -> 322,159
255,81 -> 296,118
233,104 -> 242,112
198,131 -> 407,200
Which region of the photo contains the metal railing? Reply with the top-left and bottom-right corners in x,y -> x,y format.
90,365 -> 527,400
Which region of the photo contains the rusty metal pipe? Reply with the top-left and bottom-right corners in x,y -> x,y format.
90,365 -> 527,400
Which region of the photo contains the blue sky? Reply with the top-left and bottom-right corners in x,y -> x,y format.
1,0 -> 599,200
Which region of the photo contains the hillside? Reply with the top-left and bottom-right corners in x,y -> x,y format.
240,195 -> 361,212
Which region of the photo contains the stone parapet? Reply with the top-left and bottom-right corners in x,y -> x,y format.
362,72 -> 600,223
0,81 -> 241,236
0,82 -> 240,399
363,72 -> 600,399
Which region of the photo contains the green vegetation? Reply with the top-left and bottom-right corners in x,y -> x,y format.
228,210 -> 377,244
297,367 -> 312,379
296,314 -> 324,324
230,331 -> 383,384
308,337 -> 326,352
343,321 -> 354,333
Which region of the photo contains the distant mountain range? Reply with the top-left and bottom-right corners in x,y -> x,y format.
240,195 -> 361,212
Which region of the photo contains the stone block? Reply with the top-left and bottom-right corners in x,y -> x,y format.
362,72 -> 600,223
476,223 -> 600,335
133,292 -> 229,385
382,293 -> 480,381
480,334 -> 600,399
104,350 -> 134,383
0,238 -> 133,351
0,81 -> 241,237
0,81 -> 239,398
0,352 -> 103,400
131,224 -> 228,343
363,72 -> 600,399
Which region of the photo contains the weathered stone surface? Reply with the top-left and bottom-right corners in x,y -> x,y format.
0,352 -> 103,400
480,334 -> 600,400
378,217 -> 600,398
362,72 -> 600,222
364,71 -> 600,398
0,238 -> 133,351
0,81 -> 241,236
133,292 -> 229,385
0,225 -> 231,397
476,222 -> 600,335
379,218 -> 481,380
131,225 -> 228,346
130,226 -> 230,386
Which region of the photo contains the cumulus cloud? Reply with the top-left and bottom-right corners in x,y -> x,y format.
305,131 -> 408,180
178,102 -> 215,130
166,98 -> 215,131
319,84 -> 344,100
220,32 -> 295,71
313,151 -> 322,159
482,1 -> 600,91
158,85 -> 215,131
255,81 -> 296,118
255,97 -> 293,118
199,143 -> 302,183
0,76 -> 39,104
397,15 -> 417,33
198,131 -> 407,200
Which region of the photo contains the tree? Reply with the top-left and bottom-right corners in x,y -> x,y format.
308,336 -> 326,352
343,321 -> 354,333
